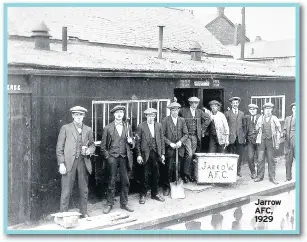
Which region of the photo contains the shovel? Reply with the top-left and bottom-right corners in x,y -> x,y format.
170,148 -> 185,199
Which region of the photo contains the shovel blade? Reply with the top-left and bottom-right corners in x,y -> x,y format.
170,180 -> 185,199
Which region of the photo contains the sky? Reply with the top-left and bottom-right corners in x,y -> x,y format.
188,7 -> 296,41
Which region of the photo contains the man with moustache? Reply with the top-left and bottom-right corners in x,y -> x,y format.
244,104 -> 261,179
179,97 -> 211,183
100,105 -> 135,214
161,102 -> 188,196
56,106 -> 96,218
254,102 -> 281,185
283,103 -> 296,182
136,108 -> 165,204
225,97 -> 245,177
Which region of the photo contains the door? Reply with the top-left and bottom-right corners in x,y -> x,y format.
8,94 -> 32,225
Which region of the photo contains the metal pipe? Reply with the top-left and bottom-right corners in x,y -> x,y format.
158,26 -> 164,59
240,7 -> 245,59
62,26 -> 67,51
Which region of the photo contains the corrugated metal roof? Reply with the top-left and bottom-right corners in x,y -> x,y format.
8,7 -> 232,56
227,38 -> 295,59
8,39 -> 294,77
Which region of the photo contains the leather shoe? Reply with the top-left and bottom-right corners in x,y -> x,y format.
163,188 -> 170,196
251,173 -> 257,179
270,178 -> 279,185
188,176 -> 196,182
254,177 -> 263,182
151,195 -> 165,202
237,171 -> 242,177
80,213 -> 90,218
139,195 -> 146,204
120,204 -> 134,212
183,176 -> 189,183
285,178 -> 292,182
103,205 -> 112,214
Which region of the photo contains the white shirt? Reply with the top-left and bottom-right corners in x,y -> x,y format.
190,107 -> 196,117
147,121 -> 155,137
115,121 -> 123,136
232,108 -> 238,115
171,116 -> 178,126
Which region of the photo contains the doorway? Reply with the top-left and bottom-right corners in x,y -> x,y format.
174,88 -> 200,108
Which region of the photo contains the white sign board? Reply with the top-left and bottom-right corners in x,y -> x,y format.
195,153 -> 238,183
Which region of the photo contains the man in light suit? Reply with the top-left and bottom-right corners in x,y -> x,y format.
179,97 -> 211,183
161,102 -> 188,196
100,105 -> 135,214
56,106 -> 96,218
136,108 -> 165,204
225,97 -> 245,177
283,103 -> 296,182
244,104 -> 261,179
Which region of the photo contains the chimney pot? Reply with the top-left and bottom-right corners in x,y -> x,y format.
31,21 -> 51,50
217,7 -> 225,16
190,41 -> 202,61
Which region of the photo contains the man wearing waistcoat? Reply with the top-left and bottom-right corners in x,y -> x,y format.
56,106 -> 96,218
100,105 -> 135,214
178,97 -> 211,183
225,97 -> 245,177
244,104 -> 261,179
136,108 -> 165,204
254,102 -> 281,185
161,102 -> 188,196
283,103 -> 296,182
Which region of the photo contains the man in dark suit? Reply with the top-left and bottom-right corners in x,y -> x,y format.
179,97 -> 211,183
244,104 -> 261,179
161,102 -> 188,196
283,103 -> 296,181
100,105 -> 135,214
225,97 -> 245,177
136,108 -> 165,204
56,106 -> 96,218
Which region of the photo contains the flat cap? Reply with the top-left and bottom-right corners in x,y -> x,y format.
144,108 -> 158,114
290,102 -> 296,107
110,105 -> 126,113
188,96 -> 200,102
167,102 -> 181,109
248,104 -> 259,109
70,106 -> 87,114
229,97 -> 241,102
209,100 -> 221,107
263,102 -> 274,109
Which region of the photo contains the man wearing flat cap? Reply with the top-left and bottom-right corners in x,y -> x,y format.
56,106 -> 96,218
100,105 -> 135,214
244,104 -> 261,179
178,96 -> 211,183
283,103 -> 296,181
254,102 -> 281,185
161,102 -> 188,196
136,108 -> 165,204
225,97 -> 245,177
208,100 -> 229,153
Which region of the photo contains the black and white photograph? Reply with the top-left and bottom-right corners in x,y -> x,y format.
4,3 -> 299,233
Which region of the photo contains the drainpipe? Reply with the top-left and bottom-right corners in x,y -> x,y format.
158,25 -> 164,59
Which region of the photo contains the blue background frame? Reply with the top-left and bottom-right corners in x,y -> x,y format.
2,2 -> 300,235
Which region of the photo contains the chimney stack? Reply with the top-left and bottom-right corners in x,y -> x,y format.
158,25 -> 165,59
217,7 -> 225,16
31,21 -> 51,50
62,27 -> 67,51
190,41 -> 202,61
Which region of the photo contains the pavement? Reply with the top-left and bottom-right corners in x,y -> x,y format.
9,156 -> 296,231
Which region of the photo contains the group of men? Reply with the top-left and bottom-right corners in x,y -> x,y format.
56,97 -> 296,218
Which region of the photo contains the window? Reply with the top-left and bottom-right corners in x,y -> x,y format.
251,95 -> 285,121
92,99 -> 171,142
